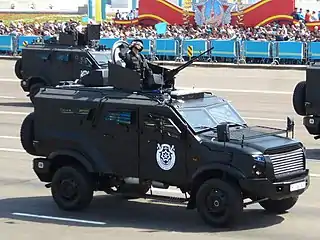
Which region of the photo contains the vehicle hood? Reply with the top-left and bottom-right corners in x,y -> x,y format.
199,127 -> 301,153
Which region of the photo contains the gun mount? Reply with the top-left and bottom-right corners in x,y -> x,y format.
23,24 -> 104,50
109,40 -> 214,93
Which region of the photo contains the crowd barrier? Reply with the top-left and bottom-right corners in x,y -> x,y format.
0,35 -> 320,64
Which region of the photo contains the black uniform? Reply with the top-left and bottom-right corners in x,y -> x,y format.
118,49 -> 151,80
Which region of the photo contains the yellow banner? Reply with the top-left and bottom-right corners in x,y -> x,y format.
95,0 -> 102,22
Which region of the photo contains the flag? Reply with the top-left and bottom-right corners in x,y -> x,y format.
155,22 -> 167,35
88,0 -> 104,22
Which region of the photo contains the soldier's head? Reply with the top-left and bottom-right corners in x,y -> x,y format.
129,39 -> 143,53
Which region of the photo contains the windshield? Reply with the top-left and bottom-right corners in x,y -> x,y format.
89,51 -> 111,65
176,101 -> 246,133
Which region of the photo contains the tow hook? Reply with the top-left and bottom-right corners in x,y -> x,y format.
45,183 -> 52,188
314,135 -> 320,140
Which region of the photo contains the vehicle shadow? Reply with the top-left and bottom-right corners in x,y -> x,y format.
306,149 -> 320,161
0,102 -> 33,108
0,194 -> 284,232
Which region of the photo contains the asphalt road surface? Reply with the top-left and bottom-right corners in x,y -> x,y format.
0,60 -> 319,239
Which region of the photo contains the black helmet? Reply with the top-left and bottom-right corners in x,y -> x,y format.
129,39 -> 144,52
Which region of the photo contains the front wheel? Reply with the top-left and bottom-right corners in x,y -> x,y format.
259,196 -> 299,214
51,166 -> 94,211
196,179 -> 243,227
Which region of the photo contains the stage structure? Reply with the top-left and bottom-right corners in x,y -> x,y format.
87,0 -> 139,21
113,0 -> 320,30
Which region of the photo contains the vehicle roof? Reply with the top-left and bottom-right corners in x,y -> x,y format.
24,44 -> 90,52
39,85 -> 227,107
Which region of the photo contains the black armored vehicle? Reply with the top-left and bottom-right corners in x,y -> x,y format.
293,64 -> 320,139
20,41 -> 310,228
15,23 -> 111,103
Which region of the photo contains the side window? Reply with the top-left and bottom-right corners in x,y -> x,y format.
104,110 -> 135,125
56,52 -> 71,62
144,113 -> 181,135
36,51 -> 50,60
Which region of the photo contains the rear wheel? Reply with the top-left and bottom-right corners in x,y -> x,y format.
196,179 -> 243,227
14,59 -> 23,79
29,82 -> 45,103
292,81 -> 306,116
20,112 -> 36,155
51,166 -> 94,211
259,196 -> 299,214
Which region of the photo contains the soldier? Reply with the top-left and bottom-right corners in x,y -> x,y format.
118,39 -> 151,79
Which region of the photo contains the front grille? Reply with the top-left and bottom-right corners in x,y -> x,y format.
268,148 -> 305,177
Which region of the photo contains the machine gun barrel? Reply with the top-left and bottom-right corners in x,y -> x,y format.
166,46 -> 214,78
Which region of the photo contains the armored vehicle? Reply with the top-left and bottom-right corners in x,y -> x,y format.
293,64 -> 320,139
20,41 -> 310,228
15,24 -> 111,103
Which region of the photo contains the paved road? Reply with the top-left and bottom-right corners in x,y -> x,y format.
0,60 -> 319,239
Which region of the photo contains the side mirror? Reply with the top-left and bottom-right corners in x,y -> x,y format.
286,116 -> 295,132
286,116 -> 295,138
217,123 -> 230,142
180,123 -> 188,139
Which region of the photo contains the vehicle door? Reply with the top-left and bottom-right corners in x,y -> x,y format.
52,51 -> 74,83
23,49 -> 53,81
98,104 -> 139,177
139,107 -> 188,185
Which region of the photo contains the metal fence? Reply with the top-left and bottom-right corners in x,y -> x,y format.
1,35 -> 320,65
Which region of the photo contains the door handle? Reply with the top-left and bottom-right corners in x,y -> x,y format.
104,133 -> 115,139
147,139 -> 158,143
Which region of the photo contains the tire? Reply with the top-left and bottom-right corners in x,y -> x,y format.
20,112 -> 37,155
29,82 -> 45,104
51,166 -> 94,211
196,179 -> 243,227
292,81 -> 306,116
259,196 -> 299,214
15,59 -> 23,79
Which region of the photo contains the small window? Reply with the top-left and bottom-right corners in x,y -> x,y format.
36,52 -> 50,60
104,111 -> 135,125
56,53 -> 70,62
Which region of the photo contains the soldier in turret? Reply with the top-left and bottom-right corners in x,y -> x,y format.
118,39 -> 152,80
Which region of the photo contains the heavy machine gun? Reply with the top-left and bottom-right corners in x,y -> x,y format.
163,46 -> 214,84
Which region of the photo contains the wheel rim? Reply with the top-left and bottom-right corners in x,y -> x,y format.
205,189 -> 228,218
58,178 -> 79,201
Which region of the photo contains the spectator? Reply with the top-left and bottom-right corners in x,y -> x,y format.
128,10 -> 134,20
292,8 -> 299,20
305,9 -> 311,22
297,8 -> 304,21
115,10 -> 120,20
310,11 -> 319,22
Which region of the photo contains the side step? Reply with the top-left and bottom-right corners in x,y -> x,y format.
108,187 -> 189,204
143,193 -> 189,204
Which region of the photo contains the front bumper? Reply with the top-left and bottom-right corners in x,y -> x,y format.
20,79 -> 29,92
303,116 -> 320,135
239,170 -> 310,200
33,158 -> 52,182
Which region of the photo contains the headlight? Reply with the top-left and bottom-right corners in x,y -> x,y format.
253,155 -> 265,163
252,154 -> 266,177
